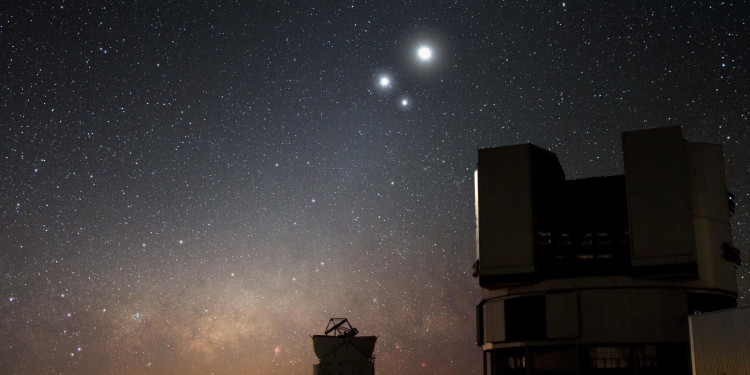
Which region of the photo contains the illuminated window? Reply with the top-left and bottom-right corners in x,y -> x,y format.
589,346 -> 631,369
595,232 -> 612,245
507,355 -> 525,369
636,345 -> 657,368
537,231 -> 551,245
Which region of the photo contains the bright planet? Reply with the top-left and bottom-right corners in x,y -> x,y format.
417,46 -> 432,61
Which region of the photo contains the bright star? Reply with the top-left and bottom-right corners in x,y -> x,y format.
401,99 -> 408,106
417,46 -> 432,61
379,76 -> 391,87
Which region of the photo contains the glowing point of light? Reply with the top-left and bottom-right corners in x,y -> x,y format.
379,76 -> 391,87
417,46 -> 432,61
401,99 -> 408,106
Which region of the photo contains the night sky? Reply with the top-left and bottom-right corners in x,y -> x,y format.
1,1 -> 748,374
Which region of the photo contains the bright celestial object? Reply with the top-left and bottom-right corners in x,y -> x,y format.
417,46 -> 432,61
379,76 -> 391,87
401,99 -> 409,106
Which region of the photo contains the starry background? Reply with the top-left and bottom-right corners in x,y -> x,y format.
1,1 -> 748,374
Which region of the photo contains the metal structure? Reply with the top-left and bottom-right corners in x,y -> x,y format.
474,127 -> 739,374
324,318 -> 359,337
312,318 -> 377,375
689,308 -> 750,375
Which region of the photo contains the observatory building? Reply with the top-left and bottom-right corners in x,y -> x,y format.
474,127 -> 739,374
312,318 -> 377,375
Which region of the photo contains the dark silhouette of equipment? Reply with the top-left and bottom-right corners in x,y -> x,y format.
324,318 -> 359,337
311,318 -> 377,375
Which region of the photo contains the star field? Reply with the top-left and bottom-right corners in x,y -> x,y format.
1,1 -> 748,374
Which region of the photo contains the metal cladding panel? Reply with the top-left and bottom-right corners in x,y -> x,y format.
689,308 -> 750,375
623,127 -> 697,266
687,143 -> 737,293
477,145 -> 535,277
687,143 -> 730,222
483,299 -> 506,343
545,293 -> 579,339
579,288 -> 689,343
